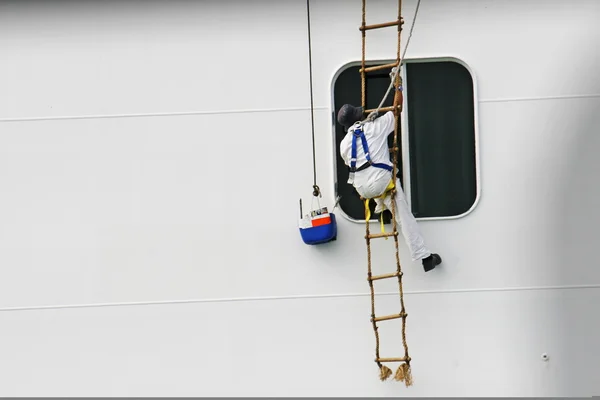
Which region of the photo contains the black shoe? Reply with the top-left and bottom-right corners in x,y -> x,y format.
422,253 -> 442,272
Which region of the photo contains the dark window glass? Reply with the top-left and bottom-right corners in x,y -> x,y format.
405,61 -> 477,218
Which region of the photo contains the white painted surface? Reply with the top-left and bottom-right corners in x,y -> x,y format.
0,288 -> 598,396
0,0 -> 598,396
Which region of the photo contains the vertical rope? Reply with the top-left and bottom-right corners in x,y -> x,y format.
365,203 -> 379,364
391,0 -> 402,181
306,0 -> 320,197
361,0 -> 366,110
365,200 -> 392,381
392,0 -> 413,387
361,0 -> 381,379
396,0 -> 403,64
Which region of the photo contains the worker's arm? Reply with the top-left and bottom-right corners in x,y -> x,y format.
390,66 -> 404,114
373,82 -> 403,136
339,134 -> 350,166
373,67 -> 403,136
394,80 -> 403,113
374,110 -> 396,136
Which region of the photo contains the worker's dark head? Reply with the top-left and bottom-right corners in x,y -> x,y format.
337,104 -> 364,130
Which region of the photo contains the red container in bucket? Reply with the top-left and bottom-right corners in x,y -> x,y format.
298,200 -> 337,245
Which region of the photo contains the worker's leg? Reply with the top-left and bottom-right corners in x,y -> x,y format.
382,178 -> 431,261
374,196 -> 386,214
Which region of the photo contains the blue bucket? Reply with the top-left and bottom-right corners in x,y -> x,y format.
299,212 -> 337,245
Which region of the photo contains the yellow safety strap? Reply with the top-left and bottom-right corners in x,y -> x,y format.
364,179 -> 396,237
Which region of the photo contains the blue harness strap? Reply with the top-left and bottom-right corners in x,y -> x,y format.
348,125 -> 392,184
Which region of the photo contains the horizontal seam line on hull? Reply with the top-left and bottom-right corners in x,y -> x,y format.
479,93 -> 600,103
1,93 -> 598,122
0,106 -> 329,123
1,283 -> 599,313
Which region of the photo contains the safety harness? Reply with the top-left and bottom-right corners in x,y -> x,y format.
346,122 -> 396,236
347,123 -> 393,185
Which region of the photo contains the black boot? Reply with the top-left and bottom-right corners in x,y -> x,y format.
422,253 -> 442,272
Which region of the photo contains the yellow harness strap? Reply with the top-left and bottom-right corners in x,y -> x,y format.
364,179 -> 396,237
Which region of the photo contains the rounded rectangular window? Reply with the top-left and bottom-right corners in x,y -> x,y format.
332,59 -> 478,220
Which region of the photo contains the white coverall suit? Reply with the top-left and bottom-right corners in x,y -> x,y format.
340,111 -> 431,261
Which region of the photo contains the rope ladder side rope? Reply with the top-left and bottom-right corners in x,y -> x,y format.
359,0 -> 421,386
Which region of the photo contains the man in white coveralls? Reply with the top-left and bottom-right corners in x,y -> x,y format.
337,89 -> 442,272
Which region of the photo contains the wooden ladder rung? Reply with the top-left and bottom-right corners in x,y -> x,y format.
377,357 -> 410,363
366,231 -> 398,239
365,105 -> 401,114
359,18 -> 404,31
373,312 -> 406,322
369,271 -> 402,281
360,62 -> 399,73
